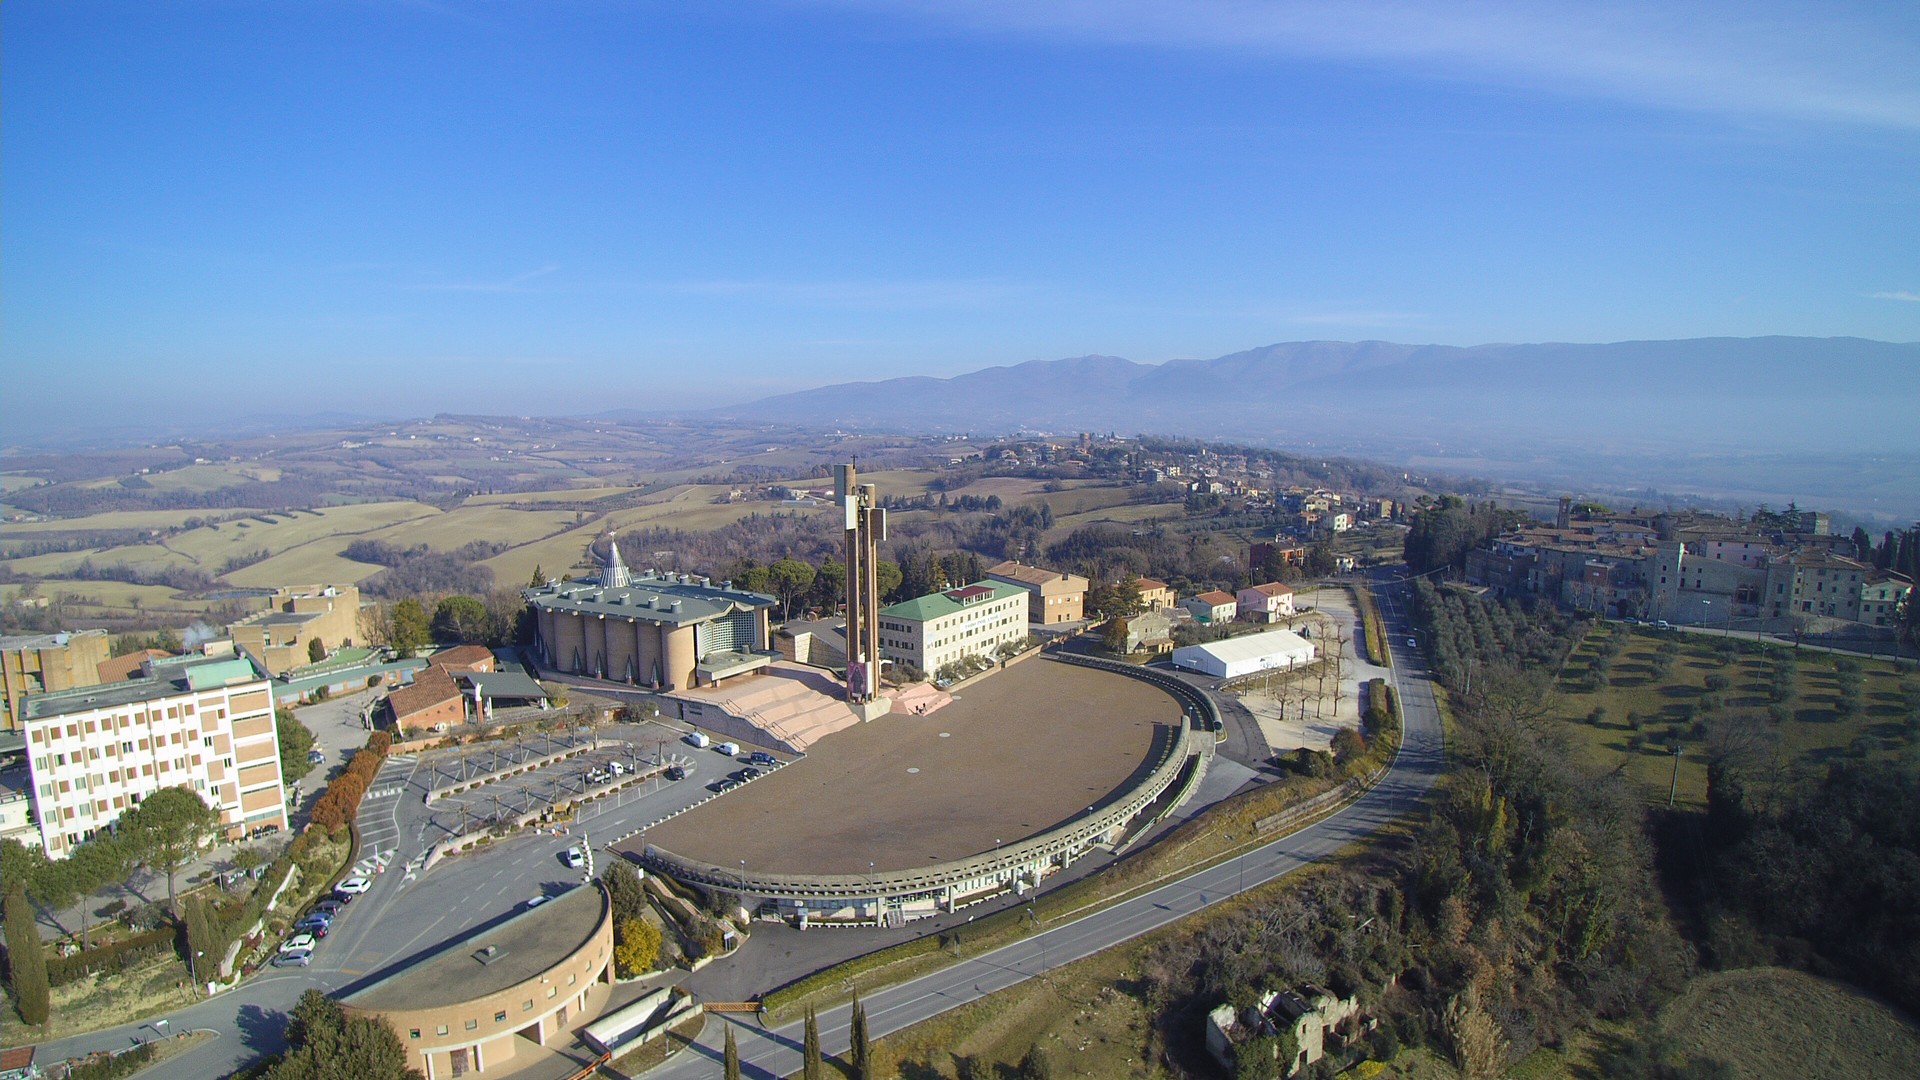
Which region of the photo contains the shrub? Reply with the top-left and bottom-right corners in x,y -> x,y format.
1588,707 -> 1608,726
1704,674 -> 1731,692
45,927 -> 175,986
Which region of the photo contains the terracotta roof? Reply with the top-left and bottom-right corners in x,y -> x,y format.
1193,590 -> 1237,606
1135,577 -> 1170,592
427,644 -> 495,671
97,649 -> 170,683
986,560 -> 1065,586
1246,582 -> 1294,597
387,665 -> 461,721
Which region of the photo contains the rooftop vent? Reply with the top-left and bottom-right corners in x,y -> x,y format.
474,944 -> 505,965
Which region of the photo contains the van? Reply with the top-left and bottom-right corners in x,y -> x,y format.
684,731 -> 711,749
716,742 -> 740,757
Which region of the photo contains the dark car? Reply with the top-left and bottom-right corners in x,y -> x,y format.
313,899 -> 347,916
747,751 -> 777,767
707,779 -> 728,793
733,767 -> 760,782
328,889 -> 357,905
294,920 -> 330,939
664,765 -> 686,781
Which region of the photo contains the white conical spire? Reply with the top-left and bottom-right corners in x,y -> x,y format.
602,533 -> 631,589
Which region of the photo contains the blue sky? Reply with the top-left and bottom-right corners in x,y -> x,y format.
4,0 -> 1917,436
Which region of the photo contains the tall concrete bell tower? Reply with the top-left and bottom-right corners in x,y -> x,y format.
837,462 -> 890,718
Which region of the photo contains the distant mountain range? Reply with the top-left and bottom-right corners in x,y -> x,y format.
693,336 -> 1920,456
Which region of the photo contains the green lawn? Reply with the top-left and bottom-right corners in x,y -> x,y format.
1550,627 -> 1917,808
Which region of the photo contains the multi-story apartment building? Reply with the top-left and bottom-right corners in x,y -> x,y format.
1237,582 -> 1296,623
21,652 -> 286,859
1763,551 -> 1870,621
228,584 -> 364,675
877,581 -> 1029,676
2,629 -> 111,731
1859,575 -> 1912,627
1133,577 -> 1175,611
985,561 -> 1089,624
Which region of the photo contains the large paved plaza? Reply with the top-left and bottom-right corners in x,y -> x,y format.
631,659 -> 1177,873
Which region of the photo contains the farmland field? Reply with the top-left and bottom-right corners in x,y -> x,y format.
1550,626 -> 1917,809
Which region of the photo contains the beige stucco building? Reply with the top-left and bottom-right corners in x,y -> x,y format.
228,585 -> 363,675
2,629 -> 110,732
985,560 -> 1089,624
21,653 -> 286,858
340,883 -> 615,1079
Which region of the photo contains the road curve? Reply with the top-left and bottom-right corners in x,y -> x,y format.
645,570 -> 1444,1079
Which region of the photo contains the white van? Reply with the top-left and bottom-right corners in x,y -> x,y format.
684,731 -> 711,749
716,742 -> 740,757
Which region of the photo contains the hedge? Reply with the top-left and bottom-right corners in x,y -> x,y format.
46,927 -> 176,986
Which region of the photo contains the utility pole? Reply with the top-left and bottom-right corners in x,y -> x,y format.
1667,745 -> 1682,808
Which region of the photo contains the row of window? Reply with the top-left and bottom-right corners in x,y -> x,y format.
405,974 -> 578,1039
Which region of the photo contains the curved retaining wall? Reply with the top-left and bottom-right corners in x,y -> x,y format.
639,657 -> 1200,925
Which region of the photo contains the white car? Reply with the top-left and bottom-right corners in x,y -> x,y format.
280,933 -> 316,953
335,876 -> 372,894
272,948 -> 312,967
562,846 -> 586,869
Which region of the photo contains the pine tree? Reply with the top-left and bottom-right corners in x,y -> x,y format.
3,884 -> 50,1026
849,993 -> 871,1080
723,1024 -> 740,1080
803,1005 -> 824,1080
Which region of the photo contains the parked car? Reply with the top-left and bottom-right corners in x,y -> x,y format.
313,899 -> 347,916
715,742 -> 740,757
272,948 -> 312,967
294,920 -> 330,939
747,751 -> 777,767
733,768 -> 760,782
707,779 -> 728,793
1406,638 -> 1417,648
280,933 -> 317,953
608,761 -> 627,776
335,876 -> 372,894
295,912 -> 332,929
684,731 -> 711,749
664,765 -> 686,781
524,895 -> 550,909
307,749 -> 326,764
562,846 -> 586,869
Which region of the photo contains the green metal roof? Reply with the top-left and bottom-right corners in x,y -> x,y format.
879,580 -> 1027,622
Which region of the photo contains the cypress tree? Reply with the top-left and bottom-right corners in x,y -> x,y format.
3,884 -> 50,1026
723,1024 -> 740,1080
803,1005 -> 823,1080
849,993 -> 871,1080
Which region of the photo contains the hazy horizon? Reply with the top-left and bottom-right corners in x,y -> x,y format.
5,2 -> 1918,437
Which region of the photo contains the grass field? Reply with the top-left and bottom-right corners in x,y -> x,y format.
1550,627 -> 1917,809
464,484 -> 646,505
1655,967 -> 1920,1079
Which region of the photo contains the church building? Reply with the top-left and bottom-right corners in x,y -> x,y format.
524,539 -> 777,692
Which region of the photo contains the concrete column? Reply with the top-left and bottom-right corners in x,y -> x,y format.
664,627 -> 694,692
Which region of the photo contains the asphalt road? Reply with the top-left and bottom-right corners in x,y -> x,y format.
30,722 -> 721,1079
645,568 -> 1445,1079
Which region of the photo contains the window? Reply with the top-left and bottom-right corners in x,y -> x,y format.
495,1011 -> 507,1023
465,1019 -> 478,1031
523,1000 -> 533,1011
547,987 -> 556,998
436,1024 -> 449,1036
409,1029 -> 420,1040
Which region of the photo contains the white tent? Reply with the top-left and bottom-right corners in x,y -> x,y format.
1170,629 -> 1316,680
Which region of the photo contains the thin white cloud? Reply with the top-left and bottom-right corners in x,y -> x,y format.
1870,290 -> 1920,302
648,278 -> 1039,309
1289,309 -> 1429,326
820,1 -> 1920,130
409,265 -> 561,293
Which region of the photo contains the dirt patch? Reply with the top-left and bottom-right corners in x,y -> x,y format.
1657,967 -> 1920,1079
636,660 -> 1176,873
